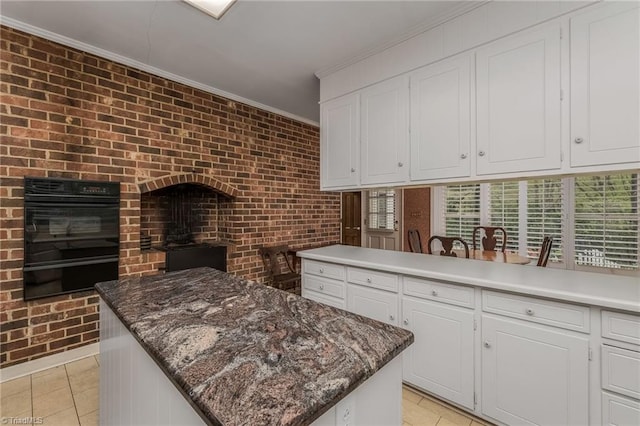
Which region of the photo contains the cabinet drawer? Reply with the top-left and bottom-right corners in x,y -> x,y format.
303,260 -> 345,281
602,310 -> 640,345
404,276 -> 474,308
602,345 -> 640,400
303,275 -> 344,299
347,267 -> 398,292
482,291 -> 590,333
302,289 -> 345,310
602,391 -> 640,426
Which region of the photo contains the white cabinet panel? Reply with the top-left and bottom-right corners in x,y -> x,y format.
476,24 -> 561,175
602,345 -> 640,400
602,310 -> 640,346
347,283 -> 398,326
402,296 -> 474,409
602,391 -> 640,426
481,315 -> 589,425
360,75 -> 409,185
571,2 -> 640,168
409,54 -> 472,181
321,93 -> 359,189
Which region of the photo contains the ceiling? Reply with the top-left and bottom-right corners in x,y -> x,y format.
1,1 -> 469,123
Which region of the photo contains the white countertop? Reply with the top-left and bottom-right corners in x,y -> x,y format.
298,245 -> 640,313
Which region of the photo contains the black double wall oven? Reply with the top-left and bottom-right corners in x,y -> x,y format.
23,177 -> 120,301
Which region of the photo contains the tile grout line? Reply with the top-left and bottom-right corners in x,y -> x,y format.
64,363 -> 82,426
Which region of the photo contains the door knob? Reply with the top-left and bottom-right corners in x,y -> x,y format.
398,162 -> 404,167
460,153 -> 467,159
525,308 -> 534,316
351,167 -> 356,172
574,137 -> 584,144
389,315 -> 395,321
431,290 -> 438,297
484,341 -> 491,348
403,319 -> 409,325
319,284 -> 324,290
478,151 -> 486,157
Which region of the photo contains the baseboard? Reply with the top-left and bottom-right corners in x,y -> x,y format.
0,342 -> 99,382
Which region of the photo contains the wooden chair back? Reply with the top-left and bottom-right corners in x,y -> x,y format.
537,236 -> 554,267
473,226 -> 508,252
258,245 -> 300,292
427,236 -> 470,258
408,229 -> 423,253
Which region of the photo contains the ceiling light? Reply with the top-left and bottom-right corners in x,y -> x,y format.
183,0 -> 236,20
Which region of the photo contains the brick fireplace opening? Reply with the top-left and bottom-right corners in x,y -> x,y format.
138,174 -> 238,272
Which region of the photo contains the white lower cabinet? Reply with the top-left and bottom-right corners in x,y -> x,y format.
402,296 -> 474,409
347,283 -> 398,326
481,315 -> 589,425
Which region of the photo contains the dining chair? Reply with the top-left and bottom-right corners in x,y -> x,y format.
258,245 -> 301,294
427,236 -> 470,258
408,229 -> 423,253
536,236 -> 554,267
472,226 -> 507,252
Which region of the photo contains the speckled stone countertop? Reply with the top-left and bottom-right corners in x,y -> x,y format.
95,267 -> 413,426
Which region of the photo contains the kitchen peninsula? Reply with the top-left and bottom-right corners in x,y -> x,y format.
298,245 -> 640,425
96,267 -> 413,425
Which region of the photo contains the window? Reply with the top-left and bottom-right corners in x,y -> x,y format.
433,173 -> 639,273
367,189 -> 396,231
574,174 -> 638,270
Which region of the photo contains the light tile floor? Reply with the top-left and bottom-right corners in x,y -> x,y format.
1,355 -> 99,426
1,355 -> 491,426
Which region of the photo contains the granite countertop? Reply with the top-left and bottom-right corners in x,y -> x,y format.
298,245 -> 640,313
95,267 -> 413,426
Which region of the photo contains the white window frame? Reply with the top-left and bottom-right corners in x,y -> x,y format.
432,175 -> 639,276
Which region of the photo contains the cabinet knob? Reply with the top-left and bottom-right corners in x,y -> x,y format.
431,290 -> 438,297
351,167 -> 356,172
319,284 -> 324,290
525,308 -> 534,316
319,268 -> 324,273
398,162 -> 404,167
574,137 -> 584,144
460,153 -> 467,159
389,315 -> 395,321
484,341 -> 491,348
366,278 -> 372,283
403,319 -> 409,325
478,150 -> 486,157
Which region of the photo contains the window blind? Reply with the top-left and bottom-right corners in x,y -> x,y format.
527,178 -> 564,263
443,184 -> 480,245
368,189 -> 396,231
488,181 -> 520,252
574,173 -> 639,270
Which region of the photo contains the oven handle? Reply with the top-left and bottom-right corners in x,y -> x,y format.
23,256 -> 119,272
25,202 -> 119,208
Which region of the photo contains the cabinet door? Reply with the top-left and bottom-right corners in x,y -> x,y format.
347,283 -> 398,326
402,297 -> 474,409
482,315 -> 589,425
320,93 -> 359,189
410,54 -> 472,181
360,75 -> 409,185
476,24 -> 561,175
570,2 -> 640,168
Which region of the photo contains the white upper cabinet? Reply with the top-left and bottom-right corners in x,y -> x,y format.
409,54 -> 472,181
360,75 -> 410,185
570,2 -> 640,168
320,93 -> 359,189
476,24 -> 561,175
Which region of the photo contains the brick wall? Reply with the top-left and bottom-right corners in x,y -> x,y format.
0,26 -> 341,367
403,188 -> 431,252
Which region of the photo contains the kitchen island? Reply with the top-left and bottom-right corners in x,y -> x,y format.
96,267 -> 413,425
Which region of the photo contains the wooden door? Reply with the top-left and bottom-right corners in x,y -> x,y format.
360,75 -> 409,185
402,296 -> 475,409
341,192 -> 361,246
481,315 -> 589,425
320,93 -> 359,189
410,54 -> 472,181
476,23 -> 561,175
570,2 -> 640,167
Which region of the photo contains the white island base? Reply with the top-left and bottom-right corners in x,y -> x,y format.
100,300 -> 404,425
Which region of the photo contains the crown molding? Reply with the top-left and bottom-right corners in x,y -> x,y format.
315,1 -> 489,79
0,16 -> 319,127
